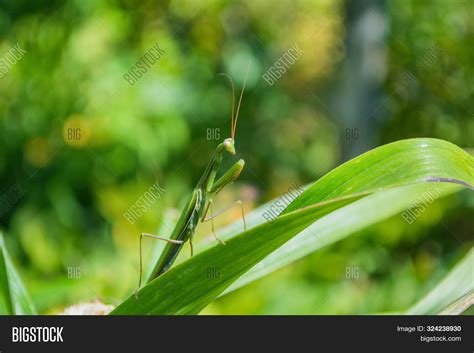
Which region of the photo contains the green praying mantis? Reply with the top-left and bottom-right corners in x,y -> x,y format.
136,65 -> 251,291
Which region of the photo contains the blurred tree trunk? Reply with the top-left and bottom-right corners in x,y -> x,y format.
332,0 -> 389,161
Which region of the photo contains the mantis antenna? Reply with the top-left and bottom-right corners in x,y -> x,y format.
232,61 -> 251,141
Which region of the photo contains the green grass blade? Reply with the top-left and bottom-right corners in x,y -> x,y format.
0,233 -> 36,315
437,291 -> 473,315
112,138 -> 473,315
406,249 -> 473,315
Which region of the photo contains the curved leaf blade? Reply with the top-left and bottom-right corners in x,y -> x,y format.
284,138 -> 473,213
406,249 -> 473,315
0,233 -> 36,315
438,291 -> 473,315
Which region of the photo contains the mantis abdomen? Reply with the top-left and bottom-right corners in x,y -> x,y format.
147,189 -> 204,281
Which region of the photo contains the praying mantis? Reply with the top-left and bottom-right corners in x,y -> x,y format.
136,64 -> 250,291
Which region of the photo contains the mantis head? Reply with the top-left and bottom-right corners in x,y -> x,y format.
223,138 -> 236,155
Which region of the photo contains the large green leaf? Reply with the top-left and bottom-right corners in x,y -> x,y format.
111,138 -> 473,315
0,233 -> 36,315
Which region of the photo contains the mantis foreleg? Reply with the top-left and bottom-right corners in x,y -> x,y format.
208,159 -> 245,195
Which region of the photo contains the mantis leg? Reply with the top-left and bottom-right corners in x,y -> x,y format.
188,190 -> 203,258
189,233 -> 194,257
201,199 -> 247,245
136,233 -> 183,295
208,159 -> 245,196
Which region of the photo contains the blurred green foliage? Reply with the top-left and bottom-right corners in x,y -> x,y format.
0,0 -> 472,314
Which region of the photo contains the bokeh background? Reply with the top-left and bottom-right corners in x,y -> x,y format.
0,0 -> 472,314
